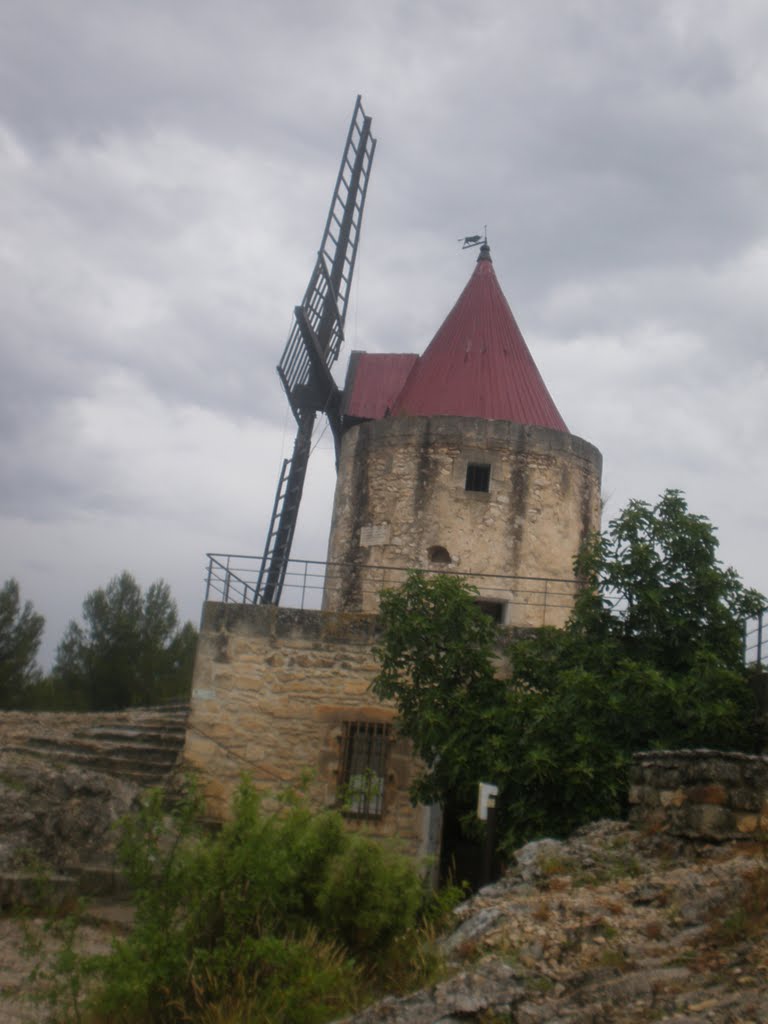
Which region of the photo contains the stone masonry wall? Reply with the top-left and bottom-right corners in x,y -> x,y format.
183,603 -> 436,861
629,749 -> 768,840
323,415 -> 602,627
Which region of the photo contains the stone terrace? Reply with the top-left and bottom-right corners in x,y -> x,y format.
0,705 -> 189,787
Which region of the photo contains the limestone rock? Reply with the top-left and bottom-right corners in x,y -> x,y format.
337,958 -> 527,1023
0,751 -> 139,882
342,820 -> 768,1024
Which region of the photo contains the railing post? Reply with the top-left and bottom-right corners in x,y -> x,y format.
759,609 -> 765,667
223,555 -> 231,604
205,556 -> 212,601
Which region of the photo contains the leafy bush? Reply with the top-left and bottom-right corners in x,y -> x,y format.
497,641 -> 757,845
81,780 -> 447,1023
316,835 -> 424,955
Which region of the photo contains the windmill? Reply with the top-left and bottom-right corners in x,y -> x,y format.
254,97 -> 376,605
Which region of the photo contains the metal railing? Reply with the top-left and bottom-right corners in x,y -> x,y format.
203,553 -> 580,622
203,555 -> 768,667
745,609 -> 767,667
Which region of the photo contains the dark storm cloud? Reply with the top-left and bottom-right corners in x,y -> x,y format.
0,0 -> 367,157
372,7 -> 768,294
1,0 -> 766,666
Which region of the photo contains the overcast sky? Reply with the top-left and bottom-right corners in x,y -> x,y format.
2,0 -> 767,668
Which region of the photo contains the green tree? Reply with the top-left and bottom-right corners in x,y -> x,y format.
373,571 -> 501,815
574,490 -> 764,674
0,579 -> 45,708
53,572 -> 198,710
372,491 -> 766,851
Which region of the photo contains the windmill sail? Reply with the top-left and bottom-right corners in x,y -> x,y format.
255,97 -> 376,605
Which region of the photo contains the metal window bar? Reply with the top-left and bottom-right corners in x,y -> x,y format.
338,721 -> 390,818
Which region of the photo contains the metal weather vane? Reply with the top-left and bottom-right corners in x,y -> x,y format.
459,227 -> 488,250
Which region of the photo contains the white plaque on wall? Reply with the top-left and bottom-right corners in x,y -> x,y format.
359,523 -> 391,547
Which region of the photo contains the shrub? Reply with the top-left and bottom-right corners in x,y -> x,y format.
82,780 -> 445,1023
316,835 -> 424,956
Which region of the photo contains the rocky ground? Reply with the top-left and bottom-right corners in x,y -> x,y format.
3,820 -> 767,1024
344,821 -> 768,1024
0,709 -> 181,1023
0,909 -> 125,1024
1,712 -> 767,1023
0,751 -> 139,897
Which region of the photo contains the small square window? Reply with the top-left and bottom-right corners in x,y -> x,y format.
475,599 -> 505,624
337,721 -> 390,818
465,463 -> 491,492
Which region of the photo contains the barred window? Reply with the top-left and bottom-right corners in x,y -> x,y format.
338,721 -> 391,818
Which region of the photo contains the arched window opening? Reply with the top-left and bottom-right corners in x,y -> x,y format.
428,545 -> 452,564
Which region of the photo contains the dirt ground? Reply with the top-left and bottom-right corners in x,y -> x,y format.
0,904 -> 131,1024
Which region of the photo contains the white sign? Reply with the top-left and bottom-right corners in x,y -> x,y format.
359,523 -> 391,547
477,782 -> 499,821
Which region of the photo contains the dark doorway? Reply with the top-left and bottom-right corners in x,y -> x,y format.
439,800 -> 487,891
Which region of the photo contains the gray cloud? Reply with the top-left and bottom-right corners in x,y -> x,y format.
1,0 -> 766,667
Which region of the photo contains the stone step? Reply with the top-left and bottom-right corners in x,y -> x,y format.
0,705 -> 190,792
54,752 -> 178,780
70,863 -> 132,900
92,703 -> 190,716
80,726 -> 187,746
0,871 -> 79,910
88,711 -> 190,725
0,866 -> 133,909
140,702 -> 189,713
24,737 -> 180,764
4,745 -> 178,784
81,900 -> 135,933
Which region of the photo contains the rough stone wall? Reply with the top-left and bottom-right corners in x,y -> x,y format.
629,749 -> 768,839
183,603 -> 436,861
323,416 -> 602,626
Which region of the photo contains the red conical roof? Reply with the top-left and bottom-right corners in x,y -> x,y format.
390,245 -> 568,432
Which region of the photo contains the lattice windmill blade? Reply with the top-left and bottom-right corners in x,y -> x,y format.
255,97 -> 376,606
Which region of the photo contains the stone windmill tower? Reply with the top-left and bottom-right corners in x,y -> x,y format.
186,107 -> 603,847
322,240 -> 603,625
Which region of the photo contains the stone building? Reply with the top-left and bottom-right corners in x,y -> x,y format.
183,244 -> 602,864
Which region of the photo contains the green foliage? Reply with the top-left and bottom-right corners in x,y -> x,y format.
372,491 -> 766,853
0,578 -> 45,708
316,836 -> 424,955
78,780 -> 445,1024
51,571 -> 198,709
26,899 -> 100,1024
374,571 -> 500,811
573,490 -> 764,674
499,639 -> 755,844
